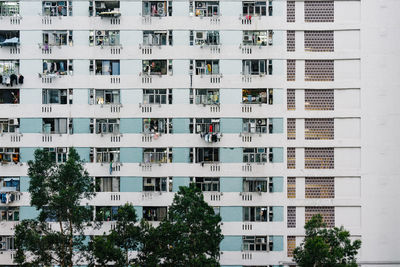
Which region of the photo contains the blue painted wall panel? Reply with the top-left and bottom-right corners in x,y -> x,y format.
120,177 -> 142,192
220,206 -> 242,222
20,118 -> 42,133
172,177 -> 190,192
220,236 -> 242,251
120,148 -> 142,163
120,118 -> 141,133
220,177 -> 242,192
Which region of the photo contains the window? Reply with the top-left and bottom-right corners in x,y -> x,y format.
143,118 -> 171,134
191,177 -> 220,191
242,1 -> 267,17
142,60 -> 168,75
0,60 -> 19,76
42,118 -> 68,134
143,89 -> 172,105
95,206 -> 118,221
243,206 -> 271,222
42,30 -> 72,46
42,1 -> 72,16
143,177 -> 172,192
190,118 -> 220,134
91,118 -> 120,134
90,89 -> 120,105
0,1 -> 19,16
42,59 -> 71,75
242,236 -> 270,251
0,118 -> 19,133
43,147 -> 68,163
94,60 -> 120,75
0,208 -> 19,222
195,60 -> 219,75
242,89 -> 272,104
243,148 -> 270,163
195,147 -> 219,163
143,30 -> 172,46
42,89 -> 68,104
243,30 -> 273,46
190,30 -> 220,46
242,60 -> 272,75
243,177 -> 272,192
192,1 -> 219,17
0,177 -> 20,204
0,30 -> 19,47
143,207 -> 167,221
95,177 -> 120,192
90,1 -> 120,17
142,1 -> 171,17
89,30 -> 120,46
0,148 -> 19,163
94,148 -> 120,163
143,148 -> 171,163
190,89 -> 219,105
242,118 -> 268,134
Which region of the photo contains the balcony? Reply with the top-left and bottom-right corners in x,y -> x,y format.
0,177 -> 20,205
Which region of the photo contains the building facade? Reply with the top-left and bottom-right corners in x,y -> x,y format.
0,0 -> 398,266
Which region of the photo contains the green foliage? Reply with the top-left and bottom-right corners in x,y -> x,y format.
15,148 -> 95,267
293,214 -> 362,267
89,203 -> 140,266
137,184 -> 223,266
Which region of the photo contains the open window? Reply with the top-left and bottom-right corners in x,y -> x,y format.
142,1 -> 172,17
195,147 -> 219,163
190,30 -> 220,46
191,177 -> 220,192
142,60 -> 168,75
195,60 -> 219,75
0,31 -> 19,47
95,206 -> 118,221
94,60 -> 120,75
243,177 -> 274,192
89,30 -> 120,46
242,88 -> 273,104
0,177 -> 20,204
143,207 -> 167,221
0,118 -> 18,133
191,1 -> 219,17
242,59 -> 272,75
0,60 -> 20,86
0,89 -> 19,104
94,148 -> 120,163
143,30 -> 172,46
0,148 -> 19,164
90,118 -> 120,134
42,89 -> 69,104
42,59 -> 72,75
42,30 -> 72,47
143,118 -> 171,134
242,1 -> 272,17
242,235 -> 270,251
95,177 -> 120,192
0,1 -> 19,16
90,89 -> 120,105
243,30 -> 273,46
42,1 -> 72,16
243,206 -> 269,222
190,89 -> 219,105
143,148 -> 171,164
42,118 -> 68,134
0,208 -> 19,221
190,118 -> 220,134
143,177 -> 172,192
43,147 -> 68,163
89,1 -> 120,17
242,118 -> 269,134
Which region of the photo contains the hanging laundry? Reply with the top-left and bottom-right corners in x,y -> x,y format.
18,75 -> 23,84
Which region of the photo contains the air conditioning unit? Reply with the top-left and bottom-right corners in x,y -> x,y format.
144,178 -> 155,187
256,119 -> 266,126
157,2 -> 165,15
49,147 -> 56,152
243,34 -> 250,42
256,237 -> 266,244
97,30 -> 105,36
196,2 -> 204,8
196,31 -> 205,40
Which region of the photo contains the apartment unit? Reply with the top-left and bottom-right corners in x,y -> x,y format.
1,0 -> 399,266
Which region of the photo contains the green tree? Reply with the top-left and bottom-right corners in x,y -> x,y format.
137,184 -> 223,266
89,203 -> 140,266
293,214 -> 361,267
15,148 -> 95,267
